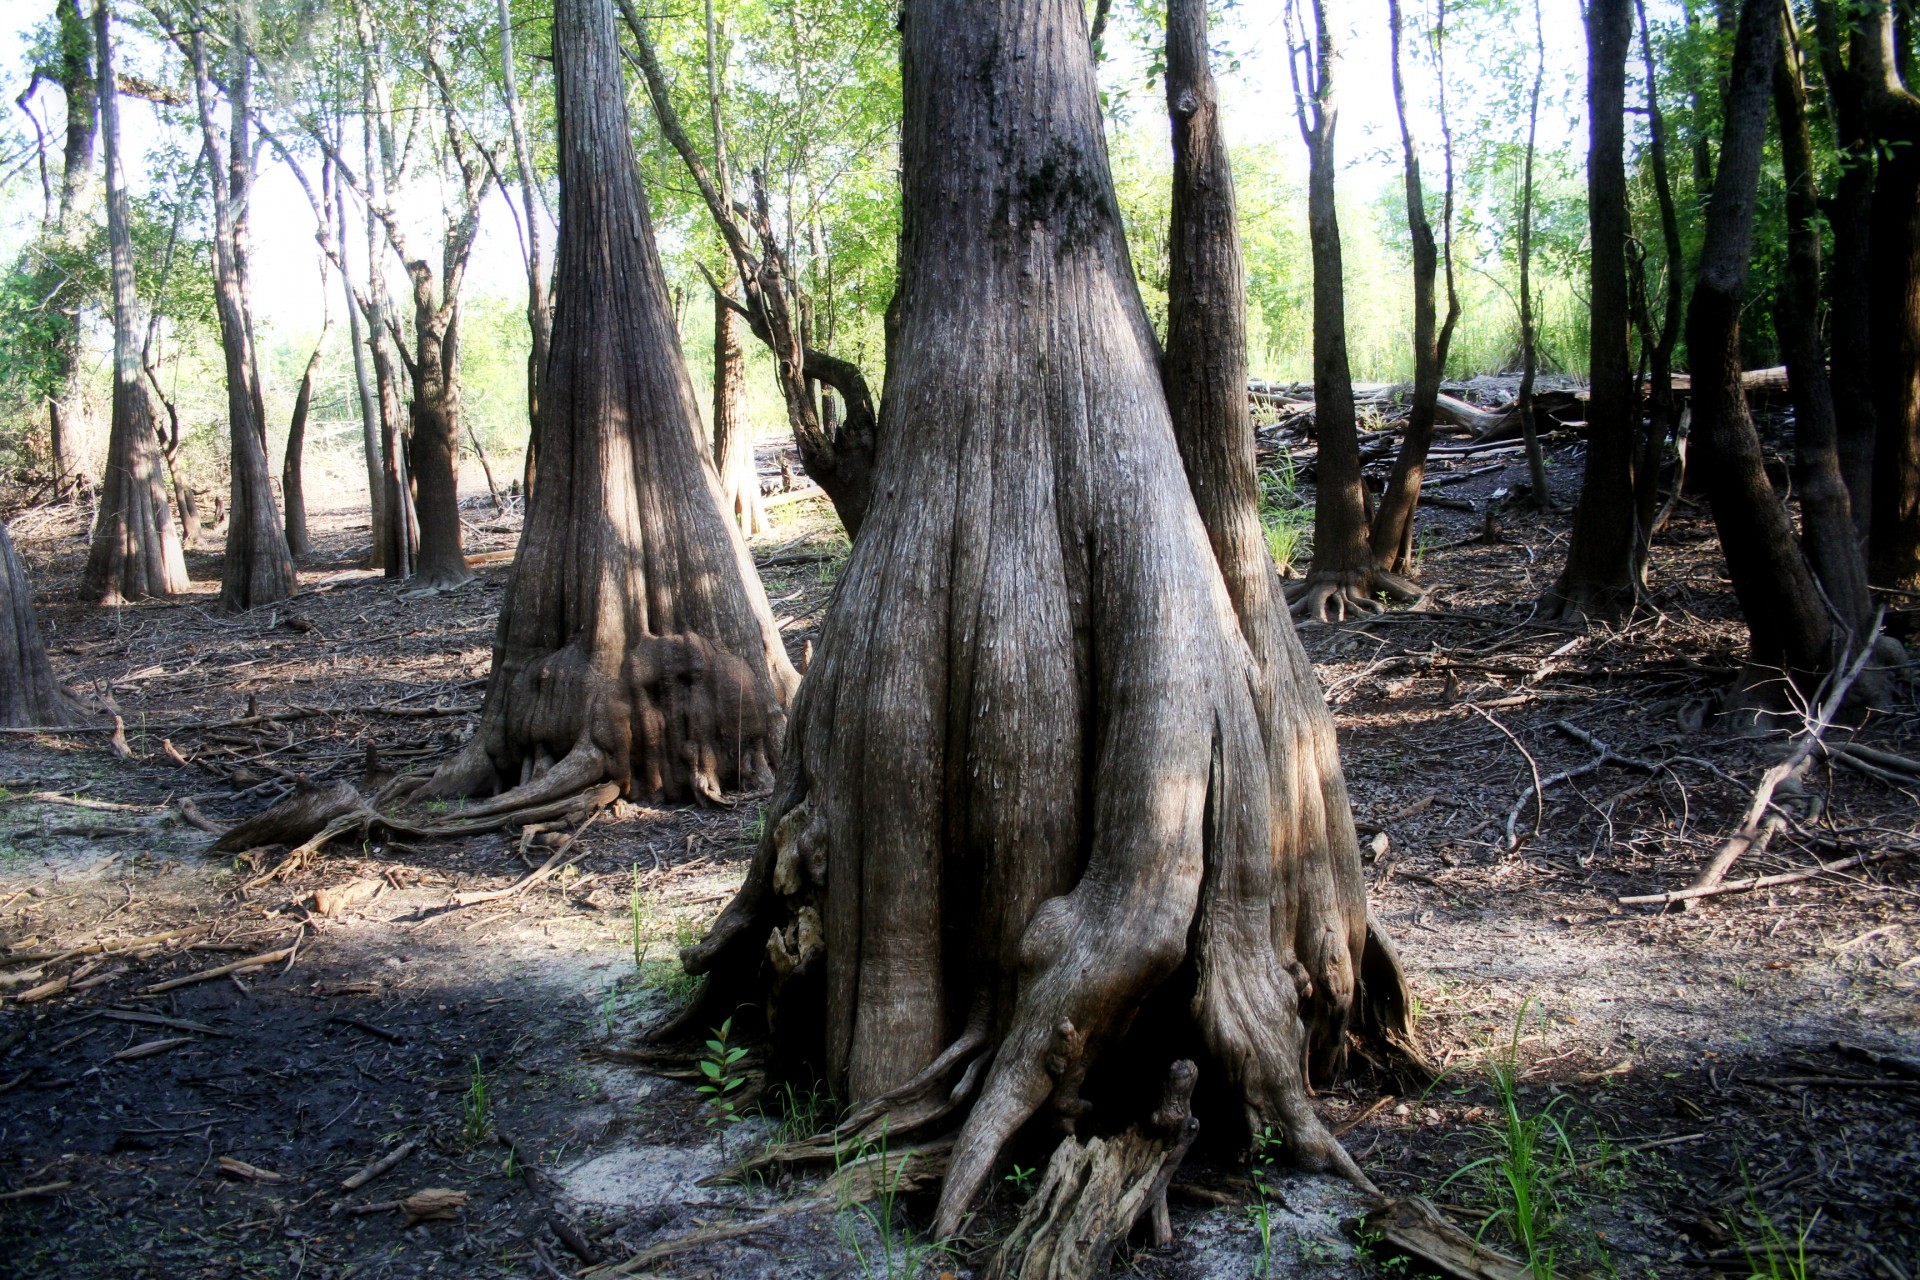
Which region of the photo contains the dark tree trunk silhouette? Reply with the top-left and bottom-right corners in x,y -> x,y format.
1689,0 -> 1834,691
45,0 -> 96,492
188,27 -> 296,613
420,0 -> 796,814
0,524 -> 85,727
282,322 -> 325,560
684,0 -> 1397,1250
1775,10 -> 1875,638
1289,0 -> 1420,619
1545,0 -> 1638,622
1859,1 -> 1920,591
1815,0 -> 1879,538
338,177 -> 386,568
1370,0 -> 1459,575
713,290 -> 765,536
1515,0 -> 1552,506
82,0 -> 187,605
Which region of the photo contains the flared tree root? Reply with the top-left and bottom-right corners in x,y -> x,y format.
418,632 -> 780,815
982,1061 -> 1199,1280
1288,566 -> 1427,623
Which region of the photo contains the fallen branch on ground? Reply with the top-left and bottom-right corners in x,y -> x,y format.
1618,848 -> 1910,906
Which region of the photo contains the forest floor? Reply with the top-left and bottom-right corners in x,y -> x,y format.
0,421 -> 1915,1280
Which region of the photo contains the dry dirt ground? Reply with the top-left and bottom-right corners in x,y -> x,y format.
0,421 -> 1916,1280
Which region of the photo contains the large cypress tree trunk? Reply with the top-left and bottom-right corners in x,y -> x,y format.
1775,14 -> 1874,639
82,0 -> 188,605
713,291 -> 766,536
1291,0 -> 1421,620
1544,0 -> 1639,622
406,307 -> 471,588
685,0 -> 1395,1244
420,0 -> 796,814
1689,0 -> 1835,689
189,29 -> 296,613
0,524 -> 84,728
1370,0 -> 1459,575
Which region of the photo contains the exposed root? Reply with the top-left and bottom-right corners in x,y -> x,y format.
982,1062 -> 1199,1279
212,780 -> 368,854
1289,568 -> 1427,623
416,737 -> 610,820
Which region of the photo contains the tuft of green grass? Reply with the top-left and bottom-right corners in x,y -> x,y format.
628,864 -> 645,970
463,1054 -> 491,1143
1735,1162 -> 1815,1280
1247,1125 -> 1282,1277
834,1126 -> 954,1280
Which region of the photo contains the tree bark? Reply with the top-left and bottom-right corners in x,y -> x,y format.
685,0 -> 1383,1245
1688,0 -> 1833,689
0,523 -> 85,727
1814,0 -> 1879,539
338,176 -> 387,569
82,0 -> 188,605
420,0 -> 796,814
282,304 -> 328,560
1290,0 -> 1421,620
713,290 -> 766,536
46,0 -> 96,493
1370,0 -> 1459,575
1775,12 -> 1875,639
189,27 -> 295,613
1544,0 -> 1639,622
498,0 -> 552,498
1858,1 -> 1920,591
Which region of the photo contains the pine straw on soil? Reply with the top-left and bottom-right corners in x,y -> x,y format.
0,419 -> 1914,1280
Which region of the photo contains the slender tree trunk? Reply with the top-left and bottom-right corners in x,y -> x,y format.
283,302 -> 329,559
499,0 -> 552,498
1371,0 -> 1460,575
1291,0 -> 1421,620
0,523 -> 84,727
1516,0 -> 1552,506
406,303 -> 471,587
82,0 -> 188,605
189,29 -> 295,613
338,177 -> 386,568
1545,0 -> 1639,622
1689,0 -> 1834,690
1162,0 -> 1415,1084
46,0 -> 96,493
1815,0 -> 1878,539
421,0 -> 796,814
713,291 -> 766,535
685,0 -> 1388,1251
1629,0 -> 1687,576
1775,9 -> 1875,639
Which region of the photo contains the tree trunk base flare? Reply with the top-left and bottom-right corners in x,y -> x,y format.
983,1061 -> 1199,1280
672,0 -> 1415,1250
415,0 -> 798,820
211,779 -> 369,854
0,524 -> 88,728
82,380 -> 191,606
1288,565 -> 1426,623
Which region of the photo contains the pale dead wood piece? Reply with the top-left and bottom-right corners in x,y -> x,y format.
341,1138 -> 419,1191
1333,1093 -> 1397,1136
13,974 -> 69,1003
176,795 -> 224,833
1618,848 -> 1909,906
0,1181 -> 73,1200
142,944 -> 296,994
401,1187 -> 468,1225
219,1157 -> 287,1183
1685,617 -> 1882,904
314,877 -> 382,917
111,1035 -> 194,1061
1351,1196 -> 1539,1280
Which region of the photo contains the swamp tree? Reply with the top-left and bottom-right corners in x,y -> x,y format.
681,0 -> 1411,1245
82,0 -> 188,605
0,523 -> 85,727
417,0 -> 796,812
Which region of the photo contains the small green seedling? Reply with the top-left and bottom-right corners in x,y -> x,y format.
464,1054 -> 491,1143
1004,1164 -> 1036,1196
698,1017 -> 749,1127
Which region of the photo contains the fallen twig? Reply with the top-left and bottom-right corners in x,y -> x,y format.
0,1181 -> 73,1201
341,1138 -> 419,1191
450,808 -> 607,908
1618,848 -> 1910,906
141,943 -> 297,994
